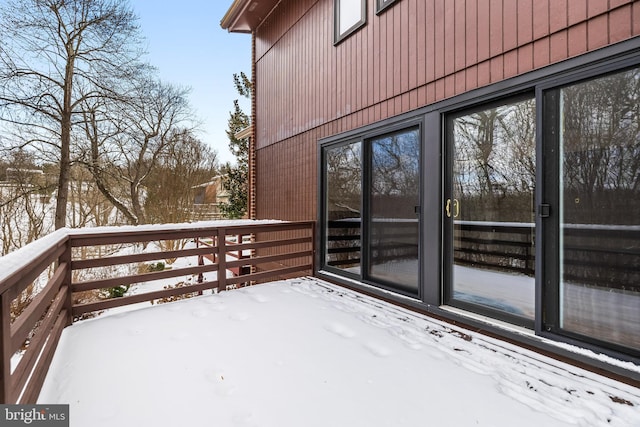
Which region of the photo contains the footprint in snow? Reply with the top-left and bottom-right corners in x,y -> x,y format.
249,293 -> 269,303
363,341 -> 392,357
324,322 -> 356,338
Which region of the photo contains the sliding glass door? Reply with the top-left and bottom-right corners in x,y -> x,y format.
553,67 -> 640,352
324,141 -> 362,276
322,126 -> 421,296
445,96 -> 536,325
366,128 -> 420,295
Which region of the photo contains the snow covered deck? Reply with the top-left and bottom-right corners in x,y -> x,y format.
38,278 -> 640,427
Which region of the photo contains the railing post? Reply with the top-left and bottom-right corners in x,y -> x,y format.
195,238 -> 204,295
0,290 -> 13,403
217,228 -> 227,292
62,238 -> 73,326
311,222 -> 316,275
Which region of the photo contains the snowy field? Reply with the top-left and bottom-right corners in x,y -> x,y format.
38,277 -> 640,427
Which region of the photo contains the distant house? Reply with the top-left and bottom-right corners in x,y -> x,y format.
192,175 -> 229,220
222,1 -> 640,378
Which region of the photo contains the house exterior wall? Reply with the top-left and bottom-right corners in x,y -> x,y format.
253,0 -> 640,220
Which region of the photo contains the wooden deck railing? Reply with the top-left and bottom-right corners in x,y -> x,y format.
0,221 -> 315,404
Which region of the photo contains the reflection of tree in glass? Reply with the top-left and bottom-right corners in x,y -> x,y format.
453,98 -> 535,222
560,67 -> 640,291
371,130 -> 419,202
325,142 -> 362,270
326,142 -> 361,218
561,68 -> 640,225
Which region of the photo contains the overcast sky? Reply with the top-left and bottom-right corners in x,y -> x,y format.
130,1 -> 251,165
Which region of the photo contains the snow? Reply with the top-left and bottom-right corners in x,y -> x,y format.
38,277 -> 640,427
0,220 -> 281,286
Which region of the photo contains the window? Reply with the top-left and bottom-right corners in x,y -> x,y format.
334,0 -> 366,44
543,65 -> 640,354
376,0 -> 399,14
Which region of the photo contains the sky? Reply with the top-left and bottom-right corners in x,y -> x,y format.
129,1 -> 251,166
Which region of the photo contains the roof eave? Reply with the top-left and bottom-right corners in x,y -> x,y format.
220,0 -> 280,33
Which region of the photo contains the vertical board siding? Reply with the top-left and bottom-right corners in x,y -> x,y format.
253,0 -> 640,220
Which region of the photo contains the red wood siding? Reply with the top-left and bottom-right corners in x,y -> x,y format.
252,0 -> 640,220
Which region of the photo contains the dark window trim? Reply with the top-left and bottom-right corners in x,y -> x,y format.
334,0 -> 367,45
376,0 -> 399,15
319,119 -> 424,300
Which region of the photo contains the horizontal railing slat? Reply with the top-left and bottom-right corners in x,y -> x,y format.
19,311 -> 67,404
72,280 -> 220,317
0,243 -> 66,298
11,286 -> 67,403
226,264 -> 312,287
227,236 -> 312,252
72,246 -> 218,270
225,250 -> 313,270
11,263 -> 67,354
72,263 -> 220,293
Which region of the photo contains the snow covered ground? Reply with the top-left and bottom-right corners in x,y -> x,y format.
38,277 -> 640,427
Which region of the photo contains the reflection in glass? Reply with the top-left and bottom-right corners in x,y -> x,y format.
325,142 -> 362,274
369,128 -> 420,294
450,97 -> 536,320
559,67 -> 640,351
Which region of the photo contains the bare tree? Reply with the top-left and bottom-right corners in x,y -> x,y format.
0,150 -> 53,254
0,0 -> 146,229
144,128 -> 218,224
80,79 -> 196,225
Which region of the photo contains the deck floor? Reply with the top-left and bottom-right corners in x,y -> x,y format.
38,278 -> 640,427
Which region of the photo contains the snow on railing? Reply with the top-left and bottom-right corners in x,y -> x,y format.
0,220 -> 315,404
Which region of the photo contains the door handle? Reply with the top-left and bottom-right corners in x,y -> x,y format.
445,199 -> 460,218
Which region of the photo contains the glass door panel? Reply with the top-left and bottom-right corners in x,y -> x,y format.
447,97 -> 536,323
325,142 -> 362,275
559,68 -> 640,351
368,128 -> 420,295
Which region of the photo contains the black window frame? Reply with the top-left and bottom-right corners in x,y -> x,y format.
334,0 -> 367,45
320,138 -> 363,282
319,118 -> 424,300
539,62 -> 640,359
363,124 -> 422,298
